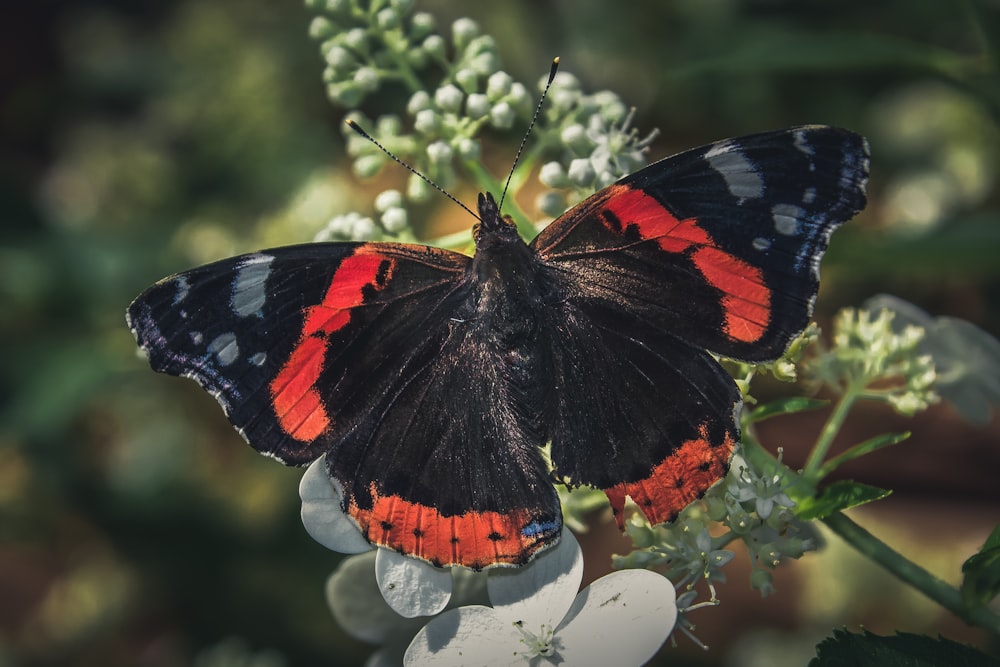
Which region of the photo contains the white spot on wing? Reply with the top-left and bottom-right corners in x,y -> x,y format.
231,254 -> 274,318
859,138 -> 872,194
704,141 -> 764,199
772,203 -> 804,236
190,331 -> 203,345
249,352 -> 266,366
752,236 -> 771,251
208,332 -> 239,366
802,187 -> 817,204
173,276 -> 190,304
793,129 -> 815,156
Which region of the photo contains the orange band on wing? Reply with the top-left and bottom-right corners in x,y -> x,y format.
600,184 -> 771,343
603,423 -> 735,529
348,485 -> 559,570
271,248 -> 394,441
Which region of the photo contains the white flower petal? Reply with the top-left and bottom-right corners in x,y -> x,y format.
299,457 -> 373,554
554,569 -> 676,666
487,530 -> 583,629
376,548 -> 453,618
404,606 -> 522,667
326,551 -> 425,643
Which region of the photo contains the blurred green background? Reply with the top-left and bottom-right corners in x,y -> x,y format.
2,1 -> 999,665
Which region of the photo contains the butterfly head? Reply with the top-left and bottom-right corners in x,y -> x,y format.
473,192 -> 520,249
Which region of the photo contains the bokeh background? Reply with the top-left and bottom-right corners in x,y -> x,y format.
2,1 -> 999,665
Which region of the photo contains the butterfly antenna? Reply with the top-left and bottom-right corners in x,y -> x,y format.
497,57 -> 560,212
345,119 -> 480,221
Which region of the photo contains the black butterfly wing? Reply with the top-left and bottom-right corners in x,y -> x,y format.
544,303 -> 740,527
533,126 -> 868,525
128,242 -> 559,568
325,306 -> 561,570
533,126 -> 869,362
128,243 -> 461,462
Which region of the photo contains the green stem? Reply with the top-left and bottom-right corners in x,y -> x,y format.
823,511 -> 1000,636
802,384 -> 861,482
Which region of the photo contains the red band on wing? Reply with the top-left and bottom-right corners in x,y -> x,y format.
270,336 -> 329,441
600,184 -> 771,343
270,248 -> 393,441
603,423 -> 735,529
348,485 -> 558,570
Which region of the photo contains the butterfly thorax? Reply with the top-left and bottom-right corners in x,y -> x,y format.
465,193 -> 558,345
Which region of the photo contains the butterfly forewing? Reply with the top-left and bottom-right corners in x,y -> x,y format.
534,126 -> 869,362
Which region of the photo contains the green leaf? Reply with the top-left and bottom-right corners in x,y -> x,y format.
961,524 -> 1000,608
816,432 -> 911,479
795,480 -> 891,520
810,629 -> 1000,667
746,396 -> 828,424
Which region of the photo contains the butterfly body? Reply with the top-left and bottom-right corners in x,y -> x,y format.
128,126 -> 869,570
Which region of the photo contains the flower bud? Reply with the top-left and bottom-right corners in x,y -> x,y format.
452,18 -> 479,49
353,67 -> 379,93
376,8 -> 400,30
309,17 -> 337,41
410,12 -> 435,38
375,189 -> 403,212
343,27 -> 367,52
537,192 -> 566,218
489,101 -> 515,129
407,90 -> 432,115
539,162 -> 569,188
426,140 -> 453,165
414,108 -> 439,134
455,68 -> 479,95
381,208 -> 408,232
567,158 -> 595,187
456,137 -> 480,161
486,71 -> 513,101
352,154 -> 384,178
434,84 -> 464,114
422,34 -> 446,59
465,93 -> 489,120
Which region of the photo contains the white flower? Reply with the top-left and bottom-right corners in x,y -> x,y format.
405,531 -> 677,666
299,457 -> 454,617
326,550 -> 489,667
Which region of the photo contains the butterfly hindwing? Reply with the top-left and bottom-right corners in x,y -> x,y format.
545,304 -> 740,527
534,125 -> 869,362
326,311 -> 561,569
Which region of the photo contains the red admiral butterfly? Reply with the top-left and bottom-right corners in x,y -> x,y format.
128,124 -> 868,570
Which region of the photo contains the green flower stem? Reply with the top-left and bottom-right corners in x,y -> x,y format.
386,57 -> 423,93
823,511 -> 1000,636
802,382 -> 863,482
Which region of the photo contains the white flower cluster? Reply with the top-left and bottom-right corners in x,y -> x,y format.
805,307 -> 938,416
537,73 -> 659,216
614,450 -> 819,645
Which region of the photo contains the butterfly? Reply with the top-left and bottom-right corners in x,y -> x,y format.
128,125 -> 869,570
